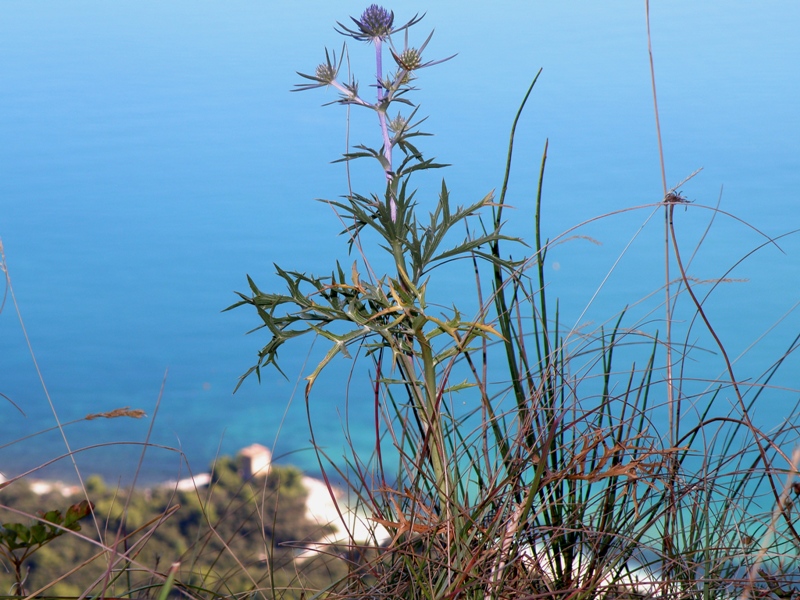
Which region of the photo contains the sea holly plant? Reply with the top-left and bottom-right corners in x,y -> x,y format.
231,6 -> 800,600
230,5 -> 518,509
294,4 -> 453,224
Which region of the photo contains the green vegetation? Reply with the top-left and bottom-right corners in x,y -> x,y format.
1,4 -> 799,599
0,461 -> 341,598
0,497 -> 92,595
229,5 -> 800,599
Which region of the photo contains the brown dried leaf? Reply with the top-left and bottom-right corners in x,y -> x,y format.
85,407 -> 146,420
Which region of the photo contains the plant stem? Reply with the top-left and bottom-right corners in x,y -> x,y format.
645,0 -> 678,575
374,38 -> 396,221
397,345 -> 449,511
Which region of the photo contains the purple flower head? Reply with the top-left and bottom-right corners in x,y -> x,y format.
336,5 -> 423,44
357,5 -> 394,39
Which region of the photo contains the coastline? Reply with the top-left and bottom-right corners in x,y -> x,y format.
1,442 -> 391,564
9,470 -> 390,560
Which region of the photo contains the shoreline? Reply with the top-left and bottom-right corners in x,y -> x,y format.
0,442 -> 344,494
7,471 -> 390,559
1,443 -> 391,558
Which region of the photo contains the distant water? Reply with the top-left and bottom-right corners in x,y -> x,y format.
1,1 -> 799,484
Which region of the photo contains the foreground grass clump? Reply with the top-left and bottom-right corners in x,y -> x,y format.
0,459 -> 341,598
231,5 -> 800,600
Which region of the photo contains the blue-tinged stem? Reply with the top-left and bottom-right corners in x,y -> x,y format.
374,38 -> 396,221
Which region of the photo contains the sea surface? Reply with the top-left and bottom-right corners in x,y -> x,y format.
1,1 -> 799,484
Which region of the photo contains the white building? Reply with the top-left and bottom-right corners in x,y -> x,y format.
238,443 -> 272,479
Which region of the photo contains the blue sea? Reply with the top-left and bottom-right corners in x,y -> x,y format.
1,1 -> 799,484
